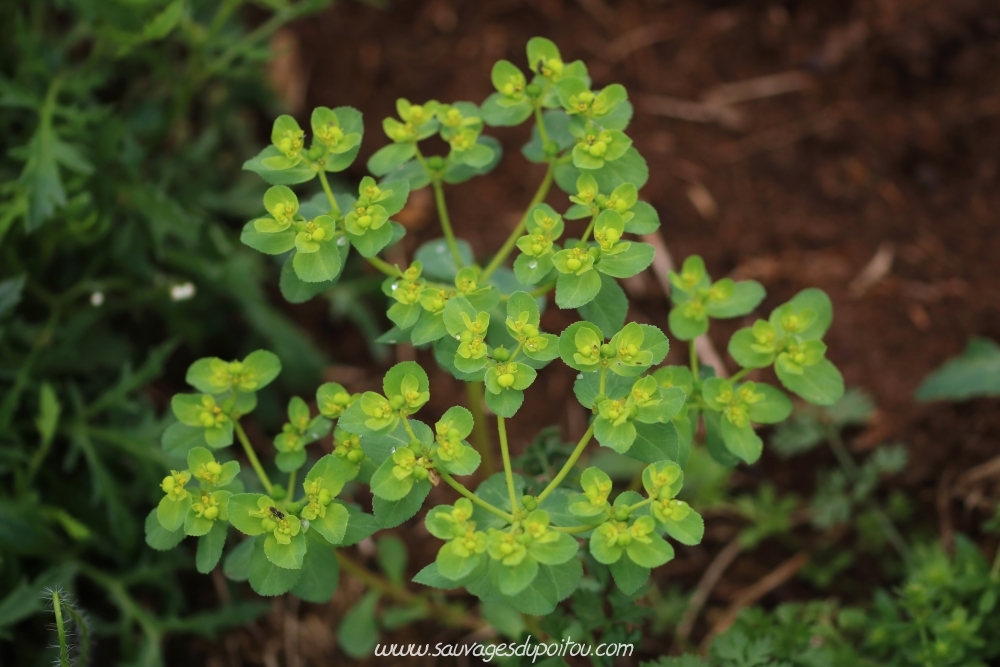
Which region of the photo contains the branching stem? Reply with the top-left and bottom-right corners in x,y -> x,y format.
465,382 -> 495,477
439,470 -> 514,522
496,416 -> 520,513
234,421 -> 274,496
481,160 -> 556,281
538,423 -> 595,503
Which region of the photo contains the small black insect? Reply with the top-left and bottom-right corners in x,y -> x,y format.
537,59 -> 546,73
268,506 -> 285,521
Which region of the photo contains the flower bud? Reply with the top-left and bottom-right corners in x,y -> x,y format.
492,347 -> 510,362
497,373 -> 515,388
521,495 -> 538,511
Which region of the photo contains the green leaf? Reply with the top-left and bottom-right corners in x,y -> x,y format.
370,458 -> 415,501
223,537 -> 255,582
444,135 -> 503,184
145,509 -> 184,551
555,269 -> 601,309
157,496 -> 190,532
335,505 -> 380,546
916,338 -> 1000,401
609,557 -> 650,595
703,410 -> 741,468
367,143 -> 416,176
558,321 -> 606,372
664,510 -> 705,546
249,536 -> 302,596
705,280 -> 766,318
226,493 -> 267,536
372,481 -> 431,528
242,350 -> 282,390
727,327 -> 775,369
514,252 -> 554,286
668,306 -> 708,341
503,560 -> 583,615
596,242 -> 654,279
161,422 -> 204,459
291,540 -> 339,602
778,288 -> 833,340
485,387 -> 524,418
275,450 -> 306,473
264,531 -> 306,569
293,239 -> 344,283
348,221 -> 394,258
243,146 -> 315,185
776,358 -> 844,406
573,371 -> 635,409
377,535 -> 409,585
490,556 -> 539,596
554,146 -> 648,194
279,254 -> 336,304
411,310 -> 448,346
578,272 -> 627,337
241,220 -> 296,255
720,418 -> 763,464
628,421 -> 681,464
625,201 -> 660,234
625,534 -> 675,568
528,531 -> 579,565
746,383 -> 793,423
595,416 -> 637,453
414,238 -> 475,281
481,93 -> 533,126
196,521 -> 228,573
338,592 -> 380,658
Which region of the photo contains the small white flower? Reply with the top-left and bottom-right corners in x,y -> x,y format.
90,292 -> 104,307
170,282 -> 196,301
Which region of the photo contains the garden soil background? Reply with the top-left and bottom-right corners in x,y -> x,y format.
194,0 -> 1000,664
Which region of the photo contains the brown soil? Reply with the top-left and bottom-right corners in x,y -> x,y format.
202,0 -> 1000,664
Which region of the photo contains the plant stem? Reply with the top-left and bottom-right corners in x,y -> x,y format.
431,179 -> 464,268
534,105 -> 550,146
729,367 -> 751,383
465,382 -> 495,477
537,423 -> 595,503
51,590 -> 70,667
827,427 -> 910,559
285,470 -> 297,505
317,170 -> 341,217
234,421 -> 274,496
580,213 -> 598,243
438,470 -> 514,522
496,416 -> 520,514
365,254 -> 399,276
991,544 -> 1000,581
599,367 -> 607,396
629,497 -> 653,511
529,282 -> 556,298
689,341 -> 699,378
554,524 -> 596,534
481,160 -> 556,281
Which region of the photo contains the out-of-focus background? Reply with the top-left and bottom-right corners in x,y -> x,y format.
2,0 -> 999,665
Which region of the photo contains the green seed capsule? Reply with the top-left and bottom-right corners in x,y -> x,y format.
566,258 -> 582,271
497,373 -> 515,388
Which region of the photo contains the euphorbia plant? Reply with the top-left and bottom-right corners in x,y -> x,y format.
147,37 -> 844,619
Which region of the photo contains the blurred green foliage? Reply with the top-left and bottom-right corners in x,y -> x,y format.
0,1 -> 334,664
